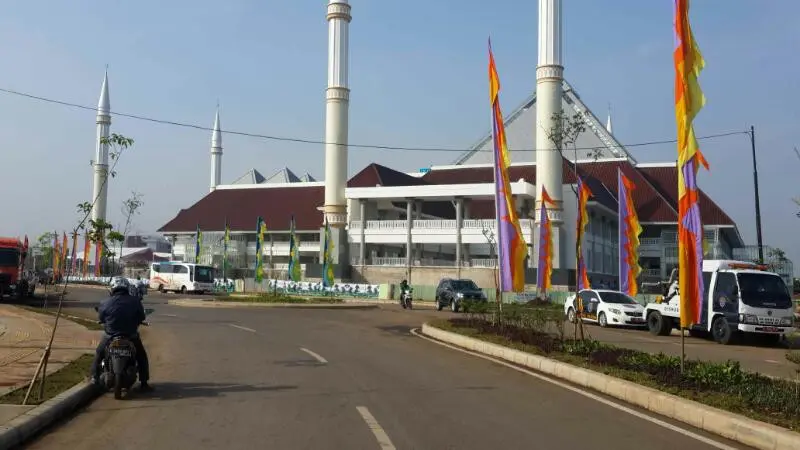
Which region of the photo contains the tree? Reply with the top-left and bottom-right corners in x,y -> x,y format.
35,232 -> 57,271
543,111 -> 590,341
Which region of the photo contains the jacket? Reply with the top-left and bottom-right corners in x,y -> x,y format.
98,292 -> 146,336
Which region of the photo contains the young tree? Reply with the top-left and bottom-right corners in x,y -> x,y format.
35,232 -> 57,272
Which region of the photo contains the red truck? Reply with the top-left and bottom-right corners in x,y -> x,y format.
0,237 -> 35,299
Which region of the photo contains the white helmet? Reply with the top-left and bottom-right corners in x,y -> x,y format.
109,276 -> 130,294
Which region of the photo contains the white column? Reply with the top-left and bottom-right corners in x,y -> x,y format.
210,109 -> 223,192
535,0 -> 564,270
405,200 -> 413,281
359,199 -> 366,265
455,198 -> 463,276
91,71 -> 111,224
322,1 -> 351,227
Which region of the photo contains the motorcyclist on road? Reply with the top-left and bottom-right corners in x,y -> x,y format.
400,279 -> 410,292
91,277 -> 152,391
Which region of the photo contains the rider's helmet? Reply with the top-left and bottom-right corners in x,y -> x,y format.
401,279 -> 407,285
109,277 -> 130,295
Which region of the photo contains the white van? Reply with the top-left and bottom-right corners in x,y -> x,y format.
150,262 -> 215,294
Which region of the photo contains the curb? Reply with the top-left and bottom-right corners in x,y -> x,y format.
420,323 -> 800,450
167,299 -> 379,310
0,381 -> 98,449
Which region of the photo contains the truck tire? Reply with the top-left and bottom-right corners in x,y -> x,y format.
711,316 -> 737,345
647,311 -> 671,336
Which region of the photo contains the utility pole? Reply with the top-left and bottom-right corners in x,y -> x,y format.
749,125 -> 764,263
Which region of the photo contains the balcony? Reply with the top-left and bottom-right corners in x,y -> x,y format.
351,256 -> 497,268
349,219 -> 535,245
639,237 -> 662,258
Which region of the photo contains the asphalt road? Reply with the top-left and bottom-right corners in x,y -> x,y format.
21,287 -> 751,449
39,285 -> 800,379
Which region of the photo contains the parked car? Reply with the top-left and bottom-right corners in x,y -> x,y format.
435,278 -> 487,312
563,289 -> 646,327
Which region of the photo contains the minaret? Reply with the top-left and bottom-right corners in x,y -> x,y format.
91,70 -> 111,224
210,107 -> 223,192
606,104 -> 613,134
322,0 -> 351,227
535,0 -> 564,267
319,0 -> 352,266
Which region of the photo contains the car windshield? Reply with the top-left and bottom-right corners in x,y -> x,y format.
0,249 -> 19,267
598,291 -> 639,305
451,280 -> 479,291
194,266 -> 214,283
736,273 -> 792,309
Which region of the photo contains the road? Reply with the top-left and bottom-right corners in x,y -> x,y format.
21,287 -> 751,449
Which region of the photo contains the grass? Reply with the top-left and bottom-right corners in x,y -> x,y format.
431,316 -> 800,431
16,305 -> 103,331
0,354 -> 93,405
214,293 -> 343,304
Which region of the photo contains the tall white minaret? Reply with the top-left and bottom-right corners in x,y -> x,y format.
91,70 -> 111,224
210,107 -> 223,192
535,0 -> 564,267
322,0 -> 351,228
606,104 -> 613,134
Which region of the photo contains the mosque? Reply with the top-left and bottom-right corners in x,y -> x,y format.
138,0 -> 742,289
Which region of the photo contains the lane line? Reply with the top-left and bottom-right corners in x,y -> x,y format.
228,324 -> 256,333
161,313 -> 179,318
410,328 -> 738,450
765,359 -> 780,364
300,347 -> 328,364
356,406 -> 396,450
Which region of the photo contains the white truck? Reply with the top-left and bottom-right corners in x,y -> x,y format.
645,260 -> 795,345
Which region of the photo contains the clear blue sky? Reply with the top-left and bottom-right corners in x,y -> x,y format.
1,1 -> 798,272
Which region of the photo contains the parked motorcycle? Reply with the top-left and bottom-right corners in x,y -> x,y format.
400,288 -> 413,309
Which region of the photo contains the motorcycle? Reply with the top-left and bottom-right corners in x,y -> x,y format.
94,306 -> 150,399
400,288 -> 413,309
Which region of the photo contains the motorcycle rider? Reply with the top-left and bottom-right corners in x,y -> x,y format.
91,277 -> 152,391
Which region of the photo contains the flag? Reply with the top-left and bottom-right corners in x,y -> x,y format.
194,225 -> 202,264
537,187 -> 557,291
94,238 -> 102,277
618,169 -> 643,296
674,0 -> 708,327
322,219 -> 335,287
82,233 -> 91,277
61,232 -> 68,274
52,232 -> 59,278
488,39 -> 528,293
576,177 -> 593,291
254,217 -> 265,282
69,231 -> 78,276
288,215 -> 301,282
222,218 -> 230,280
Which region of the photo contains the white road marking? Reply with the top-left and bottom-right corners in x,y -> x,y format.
300,347 -> 328,364
228,324 -> 256,333
161,313 -> 179,318
356,406 -> 396,450
765,359 -> 780,364
410,328 -> 738,450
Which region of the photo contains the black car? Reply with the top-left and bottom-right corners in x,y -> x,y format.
435,278 -> 487,312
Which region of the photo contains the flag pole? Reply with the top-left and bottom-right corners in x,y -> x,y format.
488,38 -> 503,311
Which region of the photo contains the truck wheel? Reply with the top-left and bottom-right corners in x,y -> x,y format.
711,317 -> 737,345
647,311 -> 671,336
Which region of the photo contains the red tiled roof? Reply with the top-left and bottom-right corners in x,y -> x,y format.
159,186 -> 325,233
637,165 -> 735,226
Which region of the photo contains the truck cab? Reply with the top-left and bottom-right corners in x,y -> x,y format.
0,237 -> 35,300
645,260 -> 795,345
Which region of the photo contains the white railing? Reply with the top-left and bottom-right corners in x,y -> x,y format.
350,218 -> 534,232
470,258 -> 497,268
640,238 -> 661,247
372,257 -> 406,266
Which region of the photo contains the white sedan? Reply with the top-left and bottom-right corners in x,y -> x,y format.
563,289 -> 647,327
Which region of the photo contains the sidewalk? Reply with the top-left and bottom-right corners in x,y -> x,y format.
0,305 -> 98,422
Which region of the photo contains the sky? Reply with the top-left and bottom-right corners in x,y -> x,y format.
1,1 -> 798,272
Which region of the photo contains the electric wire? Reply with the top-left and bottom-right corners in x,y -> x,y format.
0,86 -> 750,153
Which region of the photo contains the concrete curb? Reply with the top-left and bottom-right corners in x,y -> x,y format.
0,381 -> 98,449
420,323 -> 800,450
167,299 -> 379,310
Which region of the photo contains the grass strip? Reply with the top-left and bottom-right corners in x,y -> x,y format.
0,354 -> 93,405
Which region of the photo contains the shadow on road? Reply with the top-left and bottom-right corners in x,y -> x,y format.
132,382 -> 298,401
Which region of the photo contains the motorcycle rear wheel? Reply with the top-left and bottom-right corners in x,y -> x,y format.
113,373 -> 124,400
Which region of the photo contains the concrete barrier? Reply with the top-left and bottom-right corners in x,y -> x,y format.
0,381 -> 98,449
420,323 -> 800,450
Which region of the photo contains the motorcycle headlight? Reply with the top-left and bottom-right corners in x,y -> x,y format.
456,293 -> 464,299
